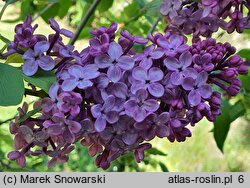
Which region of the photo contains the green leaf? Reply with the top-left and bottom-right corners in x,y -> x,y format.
23,70 -> 56,93
58,0 -> 72,18
159,162 -> 169,172
230,100 -> 246,121
5,53 -> 24,64
122,1 -> 141,21
147,148 -> 167,156
97,0 -> 113,12
20,0 -> 35,20
237,49 -> 250,60
0,63 -> 24,106
0,34 -> 10,44
214,100 -> 246,152
41,3 -> 60,22
143,0 -> 162,17
239,73 -> 250,93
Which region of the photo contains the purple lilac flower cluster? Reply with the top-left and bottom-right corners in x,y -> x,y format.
160,0 -> 250,41
6,13 -> 248,169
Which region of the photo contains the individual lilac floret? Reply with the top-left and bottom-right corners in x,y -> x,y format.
134,112 -> 170,139
22,41 -> 55,76
134,45 -> 164,70
124,89 -> 159,122
43,113 -> 81,144
61,64 -> 100,91
57,91 -> 82,117
157,34 -> 189,57
134,143 -> 151,163
49,18 -> 73,38
164,51 -> 195,86
182,71 -> 212,106
131,67 -> 164,97
14,16 -> 39,49
95,42 -> 135,82
160,0 -> 182,18
90,22 -> 118,41
120,30 -> 148,45
193,53 -> 214,71
91,95 -> 119,132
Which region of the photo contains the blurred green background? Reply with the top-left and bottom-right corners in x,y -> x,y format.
0,0 -> 249,172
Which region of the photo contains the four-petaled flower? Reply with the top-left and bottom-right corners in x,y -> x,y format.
22,41 -> 55,76
91,95 -> 119,132
182,71 -> 212,106
62,64 -> 100,91
134,44 -> 164,70
124,89 -> 159,122
164,51 -> 196,85
131,67 -> 164,97
95,42 -> 135,82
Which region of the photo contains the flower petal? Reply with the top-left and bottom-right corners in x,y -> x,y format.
164,56 -> 180,71
122,132 -> 138,145
134,108 -> 147,122
139,58 -> 153,70
143,99 -> 159,112
150,48 -> 164,59
78,79 -> 93,89
22,60 -> 38,76
196,71 -> 208,87
198,84 -> 212,99
156,112 -> 170,124
103,95 -> 115,112
148,82 -> 164,97
170,71 -> 183,85
112,82 -> 128,99
68,121 -> 81,133
95,116 -> 107,132
179,51 -> 192,68
182,77 -> 195,91
148,67 -> 164,82
108,42 -> 123,60
61,78 -> 78,91
182,67 -> 198,79
34,41 -> 50,55
106,111 -> 119,124
94,54 -> 113,68
107,65 -> 122,83
91,104 -> 102,118
132,66 -> 147,81
82,64 -> 100,79
68,65 -> 84,78
38,56 -> 55,71
188,90 -> 201,106
117,55 -> 135,70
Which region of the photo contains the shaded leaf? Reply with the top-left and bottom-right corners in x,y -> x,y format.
214,100 -> 245,152
58,0 -> 72,18
97,0 -> 113,12
0,63 -> 24,106
159,162 -> 169,172
23,69 -> 56,93
147,148 -> 167,156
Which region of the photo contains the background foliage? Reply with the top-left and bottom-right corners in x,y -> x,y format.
0,0 -> 249,172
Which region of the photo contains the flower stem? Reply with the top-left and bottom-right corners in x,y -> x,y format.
68,0 -> 101,45
148,17 -> 161,35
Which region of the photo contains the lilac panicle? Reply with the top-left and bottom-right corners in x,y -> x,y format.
6,13 -> 248,170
